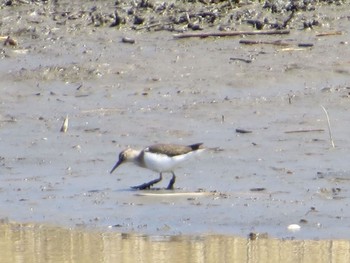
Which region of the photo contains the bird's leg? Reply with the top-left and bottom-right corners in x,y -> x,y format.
166,172 -> 176,190
131,173 -> 163,190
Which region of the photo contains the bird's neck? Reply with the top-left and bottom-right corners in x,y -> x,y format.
128,149 -> 143,164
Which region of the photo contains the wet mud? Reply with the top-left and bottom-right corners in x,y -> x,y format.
0,0 -> 350,248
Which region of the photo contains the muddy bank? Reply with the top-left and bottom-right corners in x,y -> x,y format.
1,0 -> 346,33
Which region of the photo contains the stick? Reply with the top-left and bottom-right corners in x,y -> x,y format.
239,39 -> 290,46
60,115 -> 69,133
316,31 -> 342,37
230,57 -> 252,63
285,129 -> 324,134
173,29 -> 290,39
321,105 -> 335,148
239,40 -> 313,47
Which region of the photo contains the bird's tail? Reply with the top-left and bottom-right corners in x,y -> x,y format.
188,143 -> 204,151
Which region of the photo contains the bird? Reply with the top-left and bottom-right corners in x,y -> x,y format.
110,143 -> 205,190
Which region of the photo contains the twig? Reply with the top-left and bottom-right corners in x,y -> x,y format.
316,31 -> 342,37
280,47 -> 307,51
239,40 -> 313,48
60,115 -> 69,133
285,129 -> 324,134
173,29 -> 290,39
239,39 -> 290,46
230,57 -> 252,63
321,105 -> 335,148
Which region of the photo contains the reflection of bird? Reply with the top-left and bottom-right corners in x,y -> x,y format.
110,143 -> 205,190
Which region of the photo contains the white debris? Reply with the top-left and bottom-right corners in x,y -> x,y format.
287,224 -> 301,232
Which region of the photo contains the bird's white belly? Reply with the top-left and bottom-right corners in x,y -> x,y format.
143,151 -> 198,172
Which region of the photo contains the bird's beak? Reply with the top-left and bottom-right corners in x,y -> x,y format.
110,159 -> 123,174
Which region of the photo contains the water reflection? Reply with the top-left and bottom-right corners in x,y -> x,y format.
0,222 -> 349,263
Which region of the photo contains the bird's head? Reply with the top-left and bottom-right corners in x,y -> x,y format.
110,148 -> 139,174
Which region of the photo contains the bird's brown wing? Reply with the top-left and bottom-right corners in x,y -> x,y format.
146,143 -> 203,157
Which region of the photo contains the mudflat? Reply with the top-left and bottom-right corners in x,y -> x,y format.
1,0 -> 350,241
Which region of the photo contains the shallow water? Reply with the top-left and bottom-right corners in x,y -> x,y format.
2,222 -> 350,263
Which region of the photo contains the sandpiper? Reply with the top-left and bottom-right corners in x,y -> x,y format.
110,143 -> 205,190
